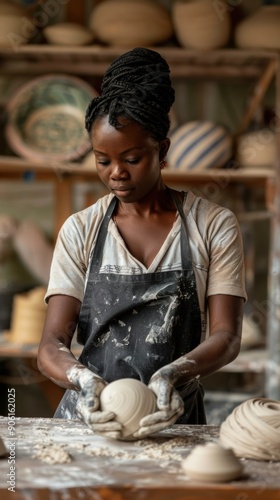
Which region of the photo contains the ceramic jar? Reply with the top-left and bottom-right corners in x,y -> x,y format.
89,0 -> 174,47
172,0 -> 231,50
0,1 -> 32,48
235,6 -> 280,50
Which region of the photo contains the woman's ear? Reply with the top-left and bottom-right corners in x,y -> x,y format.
159,138 -> 170,161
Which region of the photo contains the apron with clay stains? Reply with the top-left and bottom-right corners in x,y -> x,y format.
54,191 -> 206,424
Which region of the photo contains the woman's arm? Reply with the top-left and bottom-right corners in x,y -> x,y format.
37,294 -> 122,437
37,294 -> 83,390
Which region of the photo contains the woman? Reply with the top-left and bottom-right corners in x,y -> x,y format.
38,47 -> 246,440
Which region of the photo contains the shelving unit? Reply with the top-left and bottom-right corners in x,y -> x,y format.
0,39 -> 279,398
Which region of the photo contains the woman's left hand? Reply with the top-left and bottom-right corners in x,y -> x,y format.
132,366 -> 184,439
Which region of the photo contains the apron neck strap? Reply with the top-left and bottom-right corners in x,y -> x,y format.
167,188 -> 193,269
91,196 -> 117,270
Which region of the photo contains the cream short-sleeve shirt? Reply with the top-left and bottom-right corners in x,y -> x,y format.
46,191 -> 247,341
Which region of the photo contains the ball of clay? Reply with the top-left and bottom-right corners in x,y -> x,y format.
89,0 -> 174,47
100,378 -> 157,439
235,6 -> 280,50
182,442 -> 243,482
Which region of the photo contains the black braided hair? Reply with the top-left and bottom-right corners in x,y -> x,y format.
85,47 -> 175,142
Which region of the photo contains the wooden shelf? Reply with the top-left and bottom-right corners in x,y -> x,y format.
0,45 -> 278,78
0,155 -> 275,182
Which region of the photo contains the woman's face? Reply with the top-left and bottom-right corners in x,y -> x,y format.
90,115 -> 170,203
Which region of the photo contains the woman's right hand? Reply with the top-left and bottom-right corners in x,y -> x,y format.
68,365 -> 123,439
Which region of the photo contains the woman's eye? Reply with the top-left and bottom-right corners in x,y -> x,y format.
126,158 -> 140,165
97,160 -> 110,166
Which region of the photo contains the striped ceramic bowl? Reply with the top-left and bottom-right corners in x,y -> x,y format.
167,121 -> 233,170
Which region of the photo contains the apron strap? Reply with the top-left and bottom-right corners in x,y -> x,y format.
168,188 -> 193,270
90,196 -> 117,273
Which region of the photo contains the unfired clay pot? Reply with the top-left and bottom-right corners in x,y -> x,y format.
172,0 -> 231,50
43,23 -> 95,46
182,442 -> 243,482
100,378 -> 157,439
89,0 -> 174,47
236,129 -> 276,169
235,6 -> 280,50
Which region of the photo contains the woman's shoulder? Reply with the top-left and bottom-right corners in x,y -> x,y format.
61,193 -> 114,233
184,190 -> 237,222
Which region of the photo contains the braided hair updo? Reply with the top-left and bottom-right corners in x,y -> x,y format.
85,47 -> 175,142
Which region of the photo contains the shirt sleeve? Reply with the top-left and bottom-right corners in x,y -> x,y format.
45,214 -> 87,304
205,204 -> 247,301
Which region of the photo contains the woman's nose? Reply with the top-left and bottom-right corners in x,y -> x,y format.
111,163 -> 129,179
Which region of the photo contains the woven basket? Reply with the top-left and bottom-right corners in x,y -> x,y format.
5,74 -> 99,163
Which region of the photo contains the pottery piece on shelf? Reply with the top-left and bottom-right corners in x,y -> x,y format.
235,6 -> 280,50
0,1 -> 33,48
0,436 -> 7,457
4,287 -> 47,345
100,378 -> 157,439
0,1 -> 27,16
172,0 -> 231,50
167,121 -> 233,170
236,129 -> 276,169
5,74 -> 99,163
182,442 -> 244,482
89,0 -> 174,47
43,22 -> 95,46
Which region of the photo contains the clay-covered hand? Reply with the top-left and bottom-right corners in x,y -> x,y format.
68,365 -> 123,439
133,364 -> 185,439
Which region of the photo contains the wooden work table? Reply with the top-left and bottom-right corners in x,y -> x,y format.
0,417 -> 279,500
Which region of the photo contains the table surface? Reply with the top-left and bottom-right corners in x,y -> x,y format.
0,417 -> 279,500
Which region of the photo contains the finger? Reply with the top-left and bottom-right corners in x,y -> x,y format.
139,410 -> 172,427
140,407 -> 183,428
150,380 -> 171,410
95,431 -> 123,440
87,410 -> 117,423
77,407 -> 116,424
170,391 -> 184,412
77,397 -> 99,415
134,412 -> 182,438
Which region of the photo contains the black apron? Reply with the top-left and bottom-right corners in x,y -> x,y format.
54,191 -> 206,424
